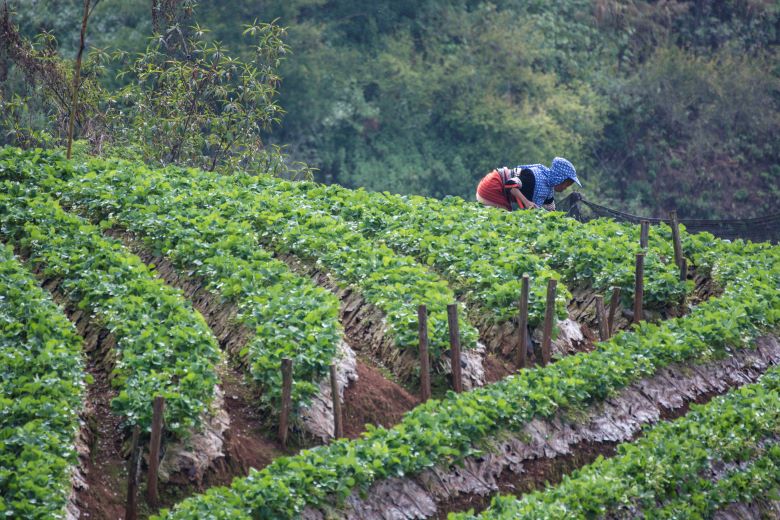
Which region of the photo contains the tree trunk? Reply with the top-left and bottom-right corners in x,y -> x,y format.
66,0 -> 94,159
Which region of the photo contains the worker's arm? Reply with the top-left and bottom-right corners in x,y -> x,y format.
510,187 -> 536,209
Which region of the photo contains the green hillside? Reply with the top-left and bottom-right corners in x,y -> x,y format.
3,0 -> 778,218
1,147 -> 778,519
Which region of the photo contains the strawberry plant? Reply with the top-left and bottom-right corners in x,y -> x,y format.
62,168 -> 342,412
3,148 -> 480,373
224,177 -> 569,327
452,367 -> 780,519
259,180 -> 687,319
185,174 -> 480,362
155,227 -> 778,519
0,148 -> 777,519
0,244 -> 85,519
0,181 -> 220,435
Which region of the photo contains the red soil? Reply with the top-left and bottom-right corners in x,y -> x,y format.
74,360 -> 127,520
342,360 -> 420,439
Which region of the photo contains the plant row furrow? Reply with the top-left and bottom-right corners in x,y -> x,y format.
176,171 -> 480,360
0,181 -> 220,436
238,178 -> 568,326
152,190 -> 777,517
452,366 -> 780,519
1,148 -> 345,413
2,149 -> 777,520
73,176 -> 342,411
9,149 -> 480,370
0,244 -> 85,519
245,178 -> 687,322
385,189 -> 684,307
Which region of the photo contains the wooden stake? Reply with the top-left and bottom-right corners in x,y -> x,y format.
418,304 -> 431,402
329,364 -> 343,439
634,253 -> 644,323
447,304 -> 463,393
124,425 -> 141,520
680,257 -> 687,282
669,210 -> 683,268
640,220 -> 649,249
607,286 -> 621,337
595,295 -> 609,342
146,396 -> 165,506
541,279 -> 557,366
279,358 -> 293,447
517,274 -> 530,369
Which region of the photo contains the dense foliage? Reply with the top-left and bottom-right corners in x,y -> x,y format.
245,179 -> 688,324
84,158 -> 778,517
0,244 -> 85,519
1,147 -> 479,380
1,147 -> 778,518
1,0 -> 294,175
0,174 -> 221,435
1,147 -> 343,412
452,367 -> 780,519
3,1 -> 778,218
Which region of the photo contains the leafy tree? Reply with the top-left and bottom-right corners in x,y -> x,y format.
1,0 -> 297,175
106,19 -> 291,174
2,0 -> 778,217
595,45 -> 780,218
1,3 -> 110,150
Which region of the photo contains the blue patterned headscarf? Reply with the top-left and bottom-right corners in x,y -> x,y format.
517,157 -> 581,207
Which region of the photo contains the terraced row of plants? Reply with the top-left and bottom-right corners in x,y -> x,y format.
0,244 -> 85,519
257,179 -> 567,327
171,172 -> 480,361
0,180 -> 221,436
54,177 -> 342,412
3,149 -> 776,518
2,149 -> 479,368
1,148 -> 348,415
144,189 -> 776,517
103,206 -> 342,413
453,366 -> 780,519
236,178 -> 687,324
410,192 -> 686,306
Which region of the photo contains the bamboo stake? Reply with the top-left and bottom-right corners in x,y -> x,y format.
595,295 -> 609,341
418,304 -> 431,402
447,304 -> 463,393
278,358 -> 293,447
329,364 -> 343,439
517,274 -> 530,369
634,253 -> 644,323
541,279 -> 557,366
669,210 -> 683,268
146,396 -> 165,506
640,220 -> 649,249
607,286 -> 621,337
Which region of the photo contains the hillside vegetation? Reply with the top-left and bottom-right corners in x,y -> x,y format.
3,0 -> 778,218
2,147 -> 778,519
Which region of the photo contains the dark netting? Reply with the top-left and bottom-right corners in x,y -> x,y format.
557,193 -> 780,244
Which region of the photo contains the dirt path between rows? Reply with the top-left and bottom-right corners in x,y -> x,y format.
342,361 -> 419,439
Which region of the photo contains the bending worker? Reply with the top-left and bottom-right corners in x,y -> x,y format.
476,157 -> 581,211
